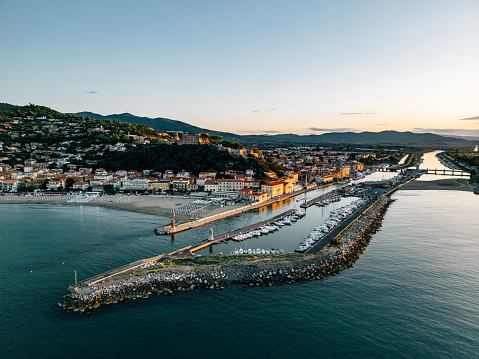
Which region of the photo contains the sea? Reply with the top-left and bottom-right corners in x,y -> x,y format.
1,152 -> 478,358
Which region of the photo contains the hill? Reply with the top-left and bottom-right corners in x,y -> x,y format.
74,111 -> 240,141
1,103 -> 74,120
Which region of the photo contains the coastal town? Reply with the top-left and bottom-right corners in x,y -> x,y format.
4,2 -> 479,357
1,108 -> 392,206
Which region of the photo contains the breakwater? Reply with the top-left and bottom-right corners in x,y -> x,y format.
58,196 -> 392,312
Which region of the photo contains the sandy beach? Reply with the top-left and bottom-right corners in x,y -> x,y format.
0,194 -> 247,220
400,178 -> 475,192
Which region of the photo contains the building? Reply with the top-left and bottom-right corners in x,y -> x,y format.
238,188 -> 253,198
46,179 -> 65,191
1,179 -> 20,192
180,133 -> 200,145
210,191 -> 239,199
204,180 -> 218,192
244,179 -> 260,189
250,191 -> 268,203
321,173 -> 334,183
73,181 -> 89,191
176,170 -> 191,178
163,170 -> 175,179
171,179 -> 188,192
120,178 -> 149,191
151,180 -> 170,192
217,179 -> 244,191
261,181 -> 284,198
199,172 -> 216,179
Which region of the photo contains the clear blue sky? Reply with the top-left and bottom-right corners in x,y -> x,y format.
1,0 -> 478,136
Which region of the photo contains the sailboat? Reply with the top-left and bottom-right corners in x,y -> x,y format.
474,145 -> 478,152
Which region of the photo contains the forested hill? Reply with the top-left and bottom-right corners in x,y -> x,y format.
0,103 -> 75,120
75,111 -> 240,140
97,144 -> 283,179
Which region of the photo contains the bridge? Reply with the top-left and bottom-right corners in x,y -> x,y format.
421,168 -> 469,177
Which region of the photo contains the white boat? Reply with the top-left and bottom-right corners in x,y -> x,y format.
260,227 -> 270,234
266,225 -> 278,231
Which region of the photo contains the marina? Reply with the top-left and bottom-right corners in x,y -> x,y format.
295,197 -> 369,253
154,185 -> 327,235
169,208 -> 306,257
69,169 -> 422,291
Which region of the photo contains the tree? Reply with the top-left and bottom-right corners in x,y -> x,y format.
40,179 -> 48,190
210,135 -> 222,144
103,184 -> 115,194
66,178 -> 75,189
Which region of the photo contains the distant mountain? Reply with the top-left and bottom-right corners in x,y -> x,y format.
74,111 -> 241,140
258,131 -> 468,144
238,131 -> 471,148
74,111 -> 471,148
0,104 -> 467,148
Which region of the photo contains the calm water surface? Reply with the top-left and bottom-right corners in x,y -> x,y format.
1,160 -> 478,358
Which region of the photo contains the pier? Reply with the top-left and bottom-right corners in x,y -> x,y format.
168,209 -> 300,256
300,189 -> 341,208
73,208 -> 302,290
71,253 -> 166,291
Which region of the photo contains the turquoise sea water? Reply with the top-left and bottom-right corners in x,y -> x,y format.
1,171 -> 479,357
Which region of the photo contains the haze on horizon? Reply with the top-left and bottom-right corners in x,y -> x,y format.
1,0 -> 478,137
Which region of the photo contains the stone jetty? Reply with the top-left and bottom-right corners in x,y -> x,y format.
58,196 -> 392,312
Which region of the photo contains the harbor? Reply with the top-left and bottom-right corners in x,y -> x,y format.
154,185 -> 322,235
58,195 -> 394,312
169,208 -> 305,257
64,169 -> 422,299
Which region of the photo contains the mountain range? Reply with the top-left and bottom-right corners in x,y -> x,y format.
75,111 -> 472,148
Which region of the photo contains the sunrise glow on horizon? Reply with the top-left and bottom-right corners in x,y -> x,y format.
1,0 -> 478,137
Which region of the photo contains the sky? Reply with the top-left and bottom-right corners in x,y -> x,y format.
1,0 -> 479,136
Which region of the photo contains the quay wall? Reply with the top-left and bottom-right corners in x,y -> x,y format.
58,196 -> 393,312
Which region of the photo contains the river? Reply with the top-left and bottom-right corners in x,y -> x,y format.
1,152 -> 478,358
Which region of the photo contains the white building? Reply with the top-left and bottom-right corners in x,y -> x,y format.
120,178 -> 149,191
217,179 -> 244,191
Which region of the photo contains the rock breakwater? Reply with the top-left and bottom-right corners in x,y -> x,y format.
59,197 -> 392,312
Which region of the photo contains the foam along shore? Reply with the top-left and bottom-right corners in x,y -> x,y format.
58,196 -> 393,312
0,193 -> 246,219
